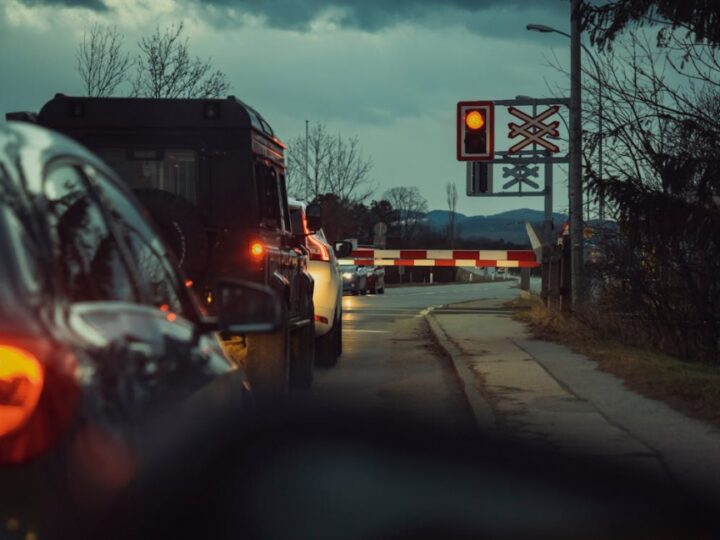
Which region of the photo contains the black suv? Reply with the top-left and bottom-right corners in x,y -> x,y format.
24,94 -> 316,397
0,120 -> 284,536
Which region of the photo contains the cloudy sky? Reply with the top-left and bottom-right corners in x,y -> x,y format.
0,0 -> 575,215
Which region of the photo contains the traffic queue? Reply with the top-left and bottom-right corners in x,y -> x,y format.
0,96 -> 350,537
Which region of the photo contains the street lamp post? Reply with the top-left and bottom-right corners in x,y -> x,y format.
305,119 -> 310,201
569,0 -> 583,308
527,0 -> 588,308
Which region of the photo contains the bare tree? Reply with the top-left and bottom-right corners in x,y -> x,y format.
286,122 -> 374,204
323,134 -> 374,203
445,182 -> 458,248
548,27 -> 720,362
383,186 -> 428,243
131,23 -> 230,99
76,24 -> 132,97
286,122 -> 332,200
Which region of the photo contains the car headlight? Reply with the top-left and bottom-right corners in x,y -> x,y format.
342,272 -> 353,279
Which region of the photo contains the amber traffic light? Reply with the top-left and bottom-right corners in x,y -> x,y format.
457,101 -> 494,161
465,110 -> 485,130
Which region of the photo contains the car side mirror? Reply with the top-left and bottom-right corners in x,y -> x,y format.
334,241 -> 353,258
214,279 -> 284,335
305,203 -> 322,232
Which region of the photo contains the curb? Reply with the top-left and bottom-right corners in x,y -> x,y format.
425,312 -> 496,431
385,278 -> 514,289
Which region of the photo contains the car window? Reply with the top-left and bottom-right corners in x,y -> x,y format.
288,206 -> 306,235
256,162 -> 282,230
88,169 -> 190,317
96,148 -> 198,204
278,174 -> 292,233
44,164 -> 135,303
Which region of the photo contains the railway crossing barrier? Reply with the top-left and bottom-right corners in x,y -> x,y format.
338,249 -> 540,268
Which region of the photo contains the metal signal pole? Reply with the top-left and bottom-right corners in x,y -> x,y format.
569,0 -> 585,308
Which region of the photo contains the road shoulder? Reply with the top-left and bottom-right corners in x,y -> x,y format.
425,295 -> 720,497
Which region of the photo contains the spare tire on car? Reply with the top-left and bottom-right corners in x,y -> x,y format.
132,188 -> 209,282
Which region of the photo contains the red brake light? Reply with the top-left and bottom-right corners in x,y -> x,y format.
0,345 -> 44,438
314,314 -> 329,324
250,242 -> 265,258
0,340 -> 79,465
307,235 -> 330,262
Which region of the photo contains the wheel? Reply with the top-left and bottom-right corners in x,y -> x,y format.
370,288 -> 377,294
315,318 -> 339,368
245,314 -> 290,404
378,287 -> 385,294
133,189 -> 209,283
336,310 -> 343,356
360,288 -> 367,295
289,303 -> 315,390
351,290 -> 359,296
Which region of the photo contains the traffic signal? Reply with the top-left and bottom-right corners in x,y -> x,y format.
466,161 -> 493,196
457,101 -> 494,161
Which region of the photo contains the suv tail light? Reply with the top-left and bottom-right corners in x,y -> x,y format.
250,242 -> 265,258
307,235 -> 330,262
0,340 -> 79,465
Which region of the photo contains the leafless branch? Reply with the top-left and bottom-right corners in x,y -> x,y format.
382,186 -> 428,242
286,122 -> 374,204
76,24 -> 132,97
131,23 -> 231,99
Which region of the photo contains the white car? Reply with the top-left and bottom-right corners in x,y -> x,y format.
288,200 -> 345,367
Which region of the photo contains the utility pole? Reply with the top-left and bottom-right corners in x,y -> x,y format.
569,0 -> 584,308
598,76 -> 604,224
305,119 -> 310,201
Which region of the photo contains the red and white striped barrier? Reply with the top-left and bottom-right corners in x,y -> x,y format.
338,249 -> 539,268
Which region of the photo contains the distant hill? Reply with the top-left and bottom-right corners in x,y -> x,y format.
424,208 -> 568,245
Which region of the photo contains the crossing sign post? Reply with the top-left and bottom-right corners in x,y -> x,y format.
456,96 -> 570,246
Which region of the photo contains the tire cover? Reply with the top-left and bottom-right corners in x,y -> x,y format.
132,188 -> 209,282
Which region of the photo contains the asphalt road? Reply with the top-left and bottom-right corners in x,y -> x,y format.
309,280 -> 522,428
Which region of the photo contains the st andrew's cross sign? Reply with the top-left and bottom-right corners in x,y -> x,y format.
507,105 -> 561,154
458,97 -> 569,199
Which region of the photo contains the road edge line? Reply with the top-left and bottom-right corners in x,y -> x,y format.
425,313 -> 496,431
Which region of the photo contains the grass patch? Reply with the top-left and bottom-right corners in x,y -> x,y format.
510,296 -> 720,427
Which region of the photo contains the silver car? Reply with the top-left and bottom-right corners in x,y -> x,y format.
340,265 -> 368,295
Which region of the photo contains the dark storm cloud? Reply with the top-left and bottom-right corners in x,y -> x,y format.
14,0 -> 567,33
16,0 -> 108,10
198,0 -> 566,31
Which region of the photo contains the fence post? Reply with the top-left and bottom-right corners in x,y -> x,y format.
520,268 -> 530,290
560,236 -> 572,312
541,245 -> 550,305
